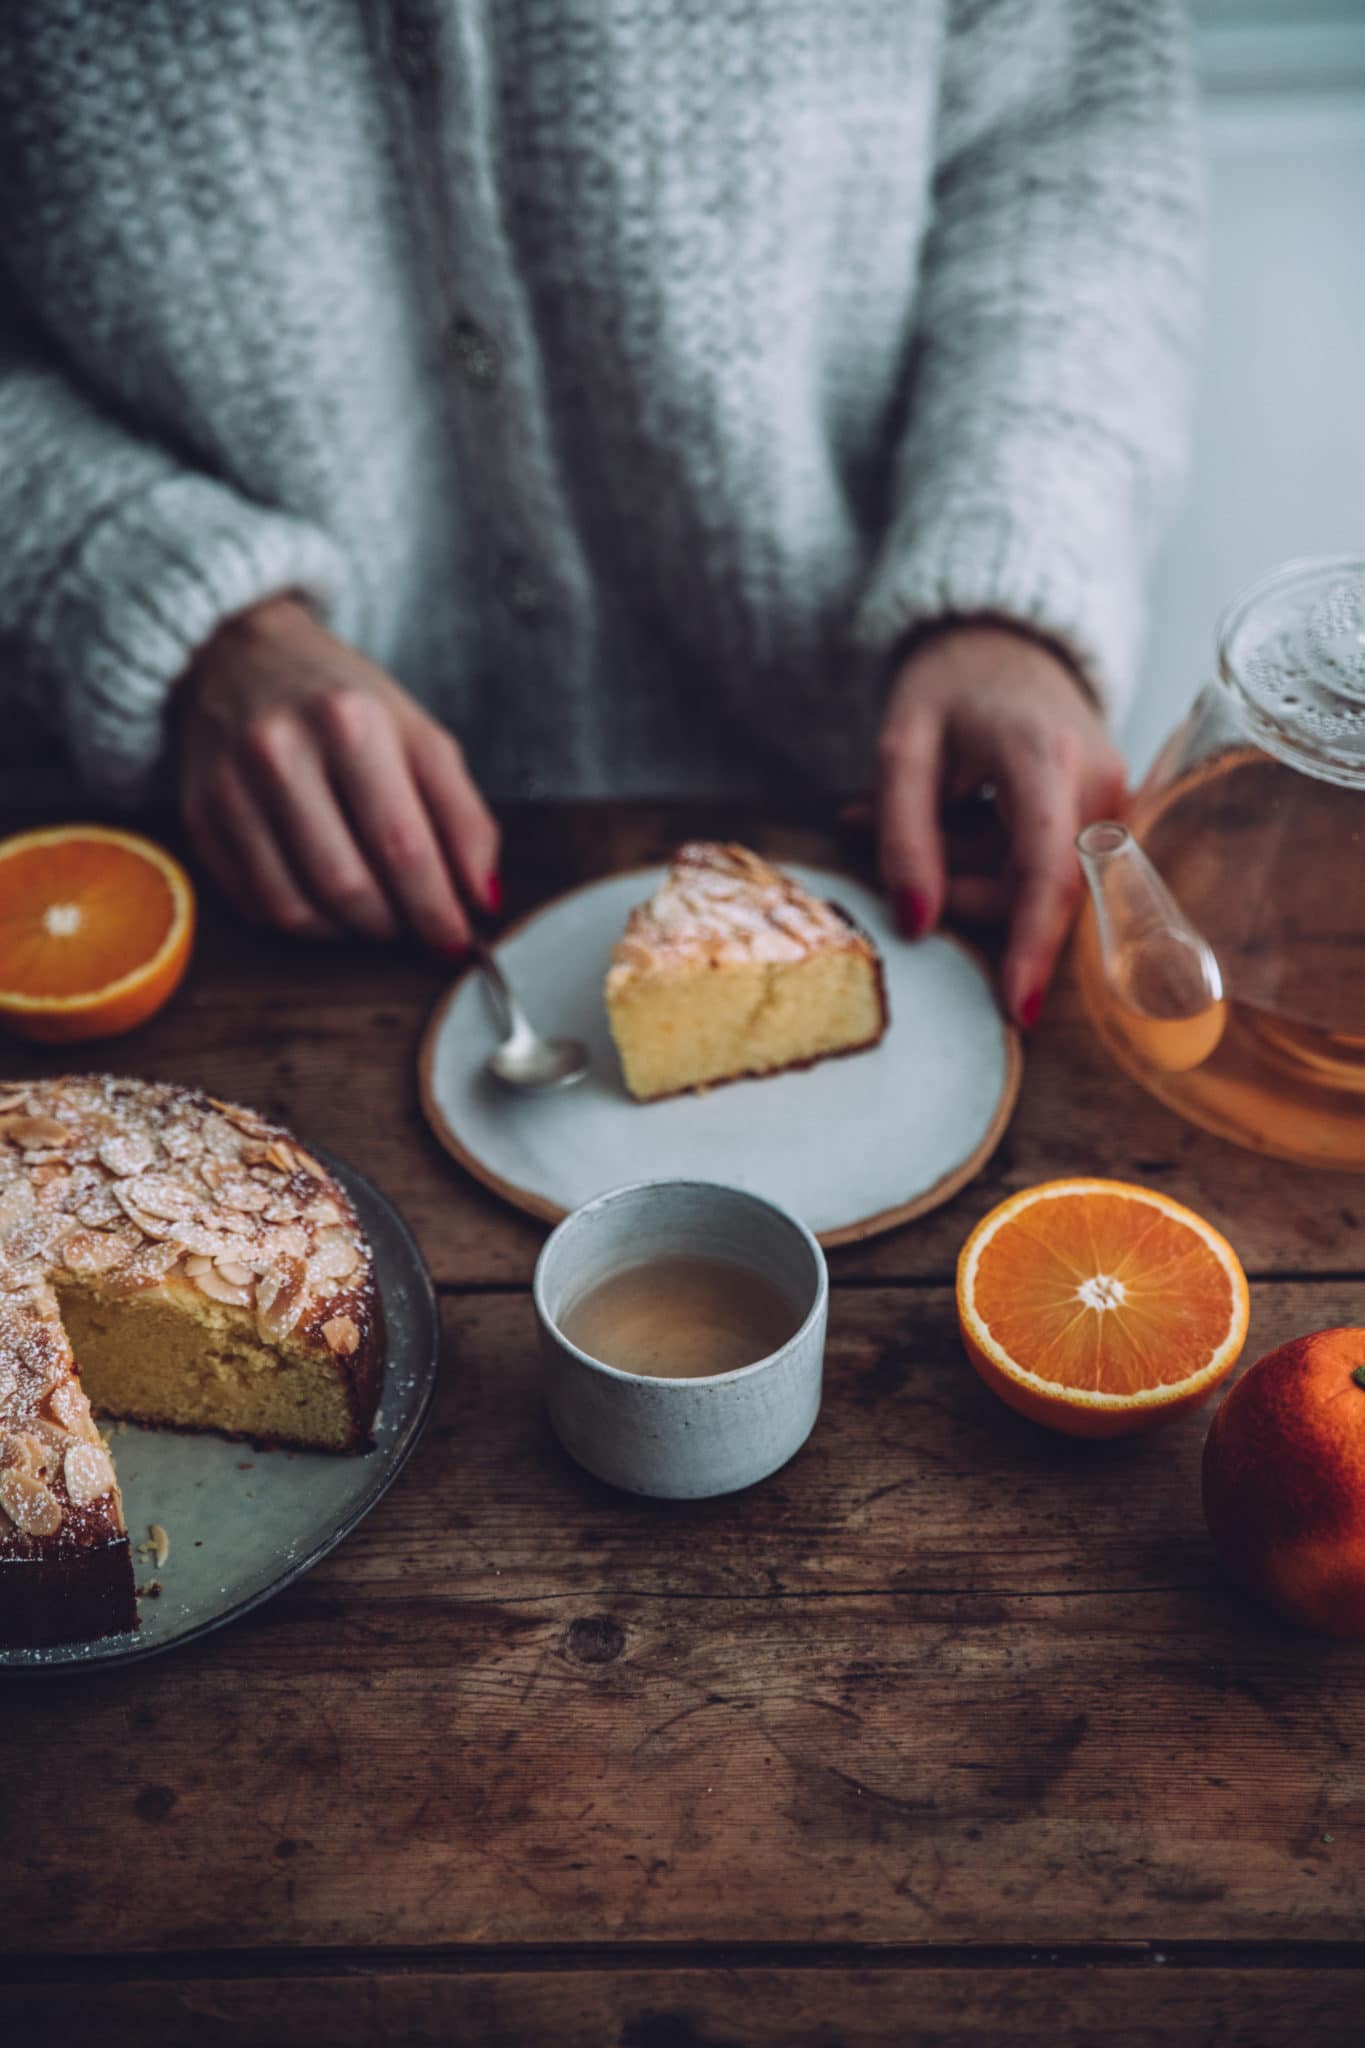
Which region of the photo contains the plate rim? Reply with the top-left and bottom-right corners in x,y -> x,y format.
418,861 -> 1022,1249
0,1150 -> 440,1677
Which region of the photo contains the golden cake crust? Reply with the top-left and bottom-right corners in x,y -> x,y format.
0,1076 -> 383,1644
607,842 -> 881,981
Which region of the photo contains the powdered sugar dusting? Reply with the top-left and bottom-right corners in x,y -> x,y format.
0,1076 -> 372,1554
607,843 -> 872,978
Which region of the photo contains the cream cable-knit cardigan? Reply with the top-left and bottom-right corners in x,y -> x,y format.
0,0 -> 1200,803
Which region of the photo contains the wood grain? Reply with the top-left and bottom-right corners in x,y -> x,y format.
10,1962 -> 1365,2047
5,1284 -> 1363,1957
2,805 -> 1361,1286
4,799 -> 1364,2028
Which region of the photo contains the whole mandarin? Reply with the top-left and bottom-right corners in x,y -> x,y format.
1202,1329 -> 1365,1638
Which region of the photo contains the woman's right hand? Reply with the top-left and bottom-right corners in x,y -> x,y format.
177,595 -> 500,955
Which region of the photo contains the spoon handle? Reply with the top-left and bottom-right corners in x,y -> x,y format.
470,934 -> 532,1044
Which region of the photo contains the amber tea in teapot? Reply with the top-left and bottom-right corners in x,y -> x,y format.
1077,558 -> 1365,1168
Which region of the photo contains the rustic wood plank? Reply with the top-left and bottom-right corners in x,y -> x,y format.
3,805 -> 1361,1284
10,1962 -> 1365,2048
5,1282 -> 1363,1956
268,1278 -> 1365,1605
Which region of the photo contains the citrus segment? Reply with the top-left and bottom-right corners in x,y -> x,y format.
957,1178 -> 1249,1437
0,825 -> 195,1043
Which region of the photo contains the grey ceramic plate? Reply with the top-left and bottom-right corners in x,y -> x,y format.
1,1155 -> 439,1673
421,864 -> 1021,1248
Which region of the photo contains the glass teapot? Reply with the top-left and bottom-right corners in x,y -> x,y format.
1075,556 -> 1365,1168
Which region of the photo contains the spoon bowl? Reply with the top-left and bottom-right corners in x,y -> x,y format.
488,1031 -> 590,1092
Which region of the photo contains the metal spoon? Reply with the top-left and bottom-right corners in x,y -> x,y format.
471,936 -> 589,1092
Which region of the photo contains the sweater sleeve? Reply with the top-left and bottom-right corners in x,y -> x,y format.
0,292 -> 349,802
854,0 -> 1202,720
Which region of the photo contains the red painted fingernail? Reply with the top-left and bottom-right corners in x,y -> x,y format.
1018,988 -> 1045,1032
896,888 -> 930,940
485,871 -> 503,913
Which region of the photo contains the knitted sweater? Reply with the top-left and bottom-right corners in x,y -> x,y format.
0,0 -> 1200,804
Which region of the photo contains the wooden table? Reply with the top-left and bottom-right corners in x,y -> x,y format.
5,804 -> 1364,2045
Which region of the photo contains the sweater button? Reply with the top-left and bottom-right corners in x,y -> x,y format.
393,6 -> 433,83
499,559 -> 548,624
450,314 -> 501,391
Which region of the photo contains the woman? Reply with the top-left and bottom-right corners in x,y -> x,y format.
0,1 -> 1199,1025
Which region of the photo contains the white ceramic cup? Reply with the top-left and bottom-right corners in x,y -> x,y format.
533,1179 -> 829,1499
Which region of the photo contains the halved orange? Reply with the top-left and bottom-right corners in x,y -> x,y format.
957,1178 -> 1250,1438
0,825 -> 195,1043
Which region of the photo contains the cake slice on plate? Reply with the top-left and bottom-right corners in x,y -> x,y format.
605,843 -> 888,1101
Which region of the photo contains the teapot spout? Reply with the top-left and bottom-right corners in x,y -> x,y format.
1076,822 -> 1227,1074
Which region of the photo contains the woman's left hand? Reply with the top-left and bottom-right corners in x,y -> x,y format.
874,621 -> 1128,1028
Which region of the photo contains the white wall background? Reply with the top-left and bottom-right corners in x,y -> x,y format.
1129,0 -> 1365,775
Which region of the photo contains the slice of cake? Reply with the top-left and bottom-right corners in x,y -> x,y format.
606,843 -> 888,1101
0,1076 -> 383,1648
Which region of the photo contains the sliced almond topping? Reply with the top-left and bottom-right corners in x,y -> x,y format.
222,1181 -> 271,1214
76,1185 -> 124,1229
0,1178 -> 36,1234
265,1139 -> 296,1175
30,1160 -> 70,1188
306,1196 -> 345,1228
167,1218 -> 232,1258
214,1258 -> 254,1288
1,1431 -> 50,1475
61,1228 -> 132,1275
102,1239 -> 184,1292
217,1102 -> 277,1141
48,1379 -> 87,1432
112,1188 -> 174,1240
182,1253 -> 215,1277
0,1467 -> 62,1536
1,1114 -> 71,1150
265,1223 -> 310,1260
192,1265 -> 253,1308
201,1113 -> 245,1159
256,1256 -> 307,1338
0,1086 -> 31,1115
98,1131 -> 159,1177
117,1173 -> 198,1221
322,1314 -> 360,1356
64,1441 -> 116,1506
310,1229 -> 362,1282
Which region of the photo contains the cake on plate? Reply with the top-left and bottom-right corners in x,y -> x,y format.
0,1076 -> 383,1648
606,843 -> 888,1101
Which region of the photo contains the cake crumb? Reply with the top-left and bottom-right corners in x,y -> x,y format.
136,1523 -> 170,1569
135,1579 -> 164,1599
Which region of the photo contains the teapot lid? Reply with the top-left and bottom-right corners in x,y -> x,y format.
1219,555 -> 1365,789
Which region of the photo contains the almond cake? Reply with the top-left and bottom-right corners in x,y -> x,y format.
0,1076 -> 383,1648
606,843 -> 888,1101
